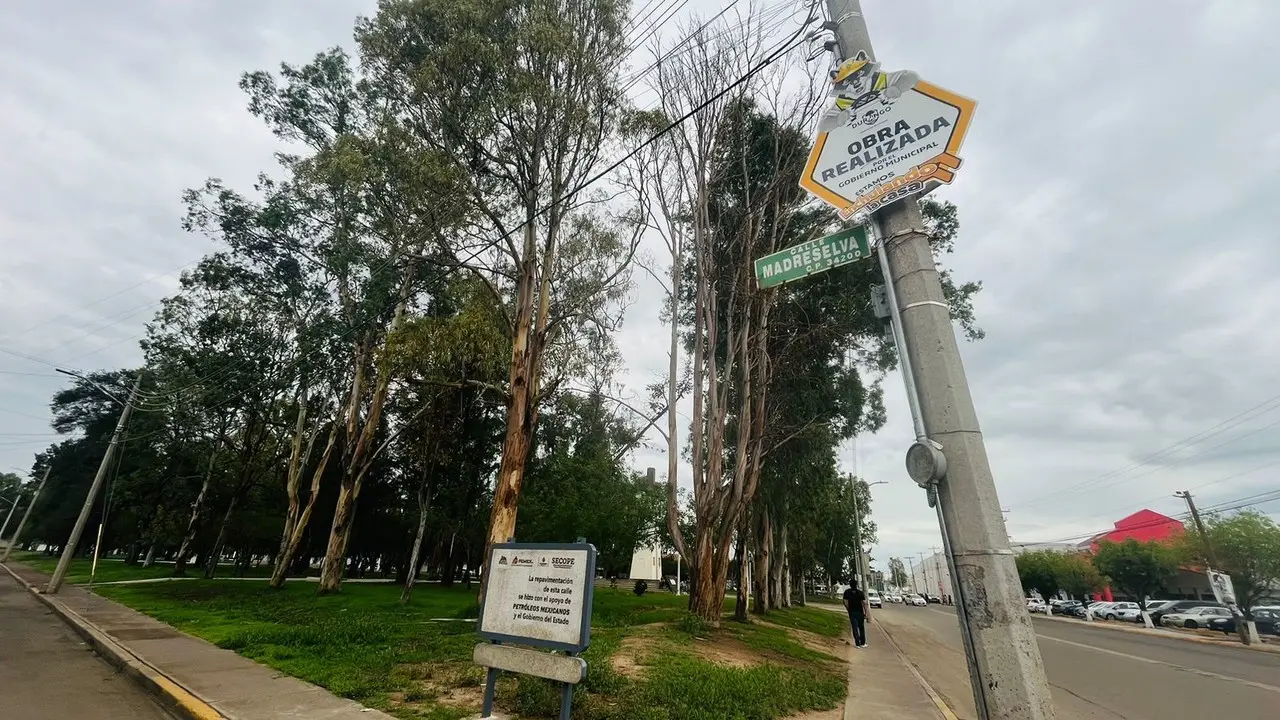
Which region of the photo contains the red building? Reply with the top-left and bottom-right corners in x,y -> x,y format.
1080,509 -> 1185,602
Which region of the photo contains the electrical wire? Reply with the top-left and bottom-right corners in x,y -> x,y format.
1013,489 -> 1280,546
1011,392 -> 1280,509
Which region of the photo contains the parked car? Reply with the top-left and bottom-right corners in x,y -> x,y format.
1087,602 -> 1116,620
1160,606 -> 1231,629
1101,601 -> 1140,620
1056,601 -> 1085,618
1114,600 -> 1173,623
908,594 -> 928,606
1208,608 -> 1280,636
1026,598 -> 1047,614
867,589 -> 883,608
1149,600 -> 1226,626
887,593 -> 902,603
927,594 -> 941,604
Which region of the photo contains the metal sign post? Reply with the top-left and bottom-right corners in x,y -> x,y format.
475,542 -> 597,720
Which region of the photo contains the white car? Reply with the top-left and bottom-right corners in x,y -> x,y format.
1116,600 -> 1173,623
1026,598 -> 1047,613
867,590 -> 883,608
1087,602 -> 1116,620
1101,601 -> 1140,620
907,594 -> 928,606
887,593 -> 902,603
1160,606 -> 1231,629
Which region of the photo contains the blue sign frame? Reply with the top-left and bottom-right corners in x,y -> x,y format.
477,541 -> 597,654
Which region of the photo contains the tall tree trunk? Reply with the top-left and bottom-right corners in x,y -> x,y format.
482,208 -> 561,601
401,479 -> 432,604
318,280 -> 412,594
752,507 -> 771,614
271,423 -> 337,588
174,442 -> 220,577
204,496 -> 239,580
733,529 -> 749,622
776,526 -> 791,609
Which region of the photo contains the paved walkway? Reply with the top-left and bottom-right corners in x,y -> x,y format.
1,561 -> 395,720
0,570 -> 173,719
817,604 -> 953,719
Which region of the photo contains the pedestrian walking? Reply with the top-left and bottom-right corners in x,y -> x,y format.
843,579 -> 870,648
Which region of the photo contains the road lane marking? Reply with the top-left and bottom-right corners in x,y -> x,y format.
1036,634 -> 1280,695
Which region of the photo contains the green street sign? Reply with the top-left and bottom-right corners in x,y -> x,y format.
753,225 -> 871,289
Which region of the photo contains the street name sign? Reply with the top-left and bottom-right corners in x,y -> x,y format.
478,542 -> 595,653
754,225 -> 870,289
799,55 -> 976,220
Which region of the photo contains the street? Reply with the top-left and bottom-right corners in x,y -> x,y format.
872,603 -> 1280,720
0,573 -> 172,719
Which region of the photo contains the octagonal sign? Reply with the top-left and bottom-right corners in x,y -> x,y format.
799,58 -> 976,220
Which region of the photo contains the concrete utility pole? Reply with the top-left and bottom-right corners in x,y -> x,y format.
822,2 -> 1054,717
0,495 -> 19,547
1,467 -> 51,562
47,375 -> 143,594
1175,490 -> 1251,645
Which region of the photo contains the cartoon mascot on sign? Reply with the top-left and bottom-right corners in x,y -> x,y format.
818,51 -> 920,133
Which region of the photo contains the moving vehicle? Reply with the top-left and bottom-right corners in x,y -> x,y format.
867,589 -> 883,608
1149,600 -> 1226,626
1160,606 -> 1231,629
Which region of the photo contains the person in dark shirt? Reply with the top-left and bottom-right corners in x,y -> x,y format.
843,580 -> 870,648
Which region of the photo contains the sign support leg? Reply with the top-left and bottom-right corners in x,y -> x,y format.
558,680 -> 574,720
482,666 -> 498,717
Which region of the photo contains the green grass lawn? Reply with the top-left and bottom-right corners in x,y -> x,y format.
90,579 -> 846,720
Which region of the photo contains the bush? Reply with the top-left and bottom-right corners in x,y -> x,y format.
633,579 -> 648,596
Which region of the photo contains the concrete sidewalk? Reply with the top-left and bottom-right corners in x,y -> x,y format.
818,605 -> 955,719
1,561 -> 396,720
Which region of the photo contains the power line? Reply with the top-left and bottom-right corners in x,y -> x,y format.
1015,489 -> 1280,546
1011,392 -> 1280,508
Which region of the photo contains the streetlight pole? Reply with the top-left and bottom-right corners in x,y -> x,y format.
850,477 -> 886,591
46,373 -> 143,594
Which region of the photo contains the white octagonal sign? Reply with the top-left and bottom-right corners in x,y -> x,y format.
800,56 -> 977,219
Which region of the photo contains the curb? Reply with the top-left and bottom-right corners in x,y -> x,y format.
868,614 -> 959,720
1,562 -> 226,720
1034,612 -> 1280,654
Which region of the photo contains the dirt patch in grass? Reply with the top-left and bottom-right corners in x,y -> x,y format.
385,661 -> 484,715
610,633 -> 658,679
763,621 -> 848,661
687,632 -> 761,668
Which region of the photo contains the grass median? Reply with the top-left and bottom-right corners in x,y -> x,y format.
83,575 -> 846,720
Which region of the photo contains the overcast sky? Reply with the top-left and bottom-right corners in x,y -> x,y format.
1,1 -> 1277,570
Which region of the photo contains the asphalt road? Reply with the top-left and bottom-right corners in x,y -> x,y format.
0,573 -> 173,719
872,603 -> 1280,720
